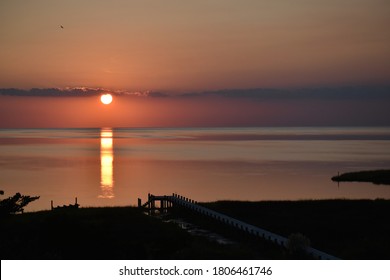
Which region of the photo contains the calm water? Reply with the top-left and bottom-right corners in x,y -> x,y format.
1,127 -> 390,211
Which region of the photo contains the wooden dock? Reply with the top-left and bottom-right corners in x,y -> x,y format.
51,197 -> 79,210
139,193 -> 339,260
138,193 -> 174,213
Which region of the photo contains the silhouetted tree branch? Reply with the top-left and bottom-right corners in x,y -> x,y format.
0,191 -> 39,215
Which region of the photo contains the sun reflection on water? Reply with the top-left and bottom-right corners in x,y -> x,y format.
99,128 -> 114,198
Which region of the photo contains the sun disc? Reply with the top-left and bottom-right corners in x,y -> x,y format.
100,94 -> 113,105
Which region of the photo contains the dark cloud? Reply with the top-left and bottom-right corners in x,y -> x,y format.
147,92 -> 169,98
0,87 -> 167,98
0,87 -> 102,97
179,86 -> 390,101
1,86 -> 389,101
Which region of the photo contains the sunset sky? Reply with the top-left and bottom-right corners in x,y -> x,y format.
0,0 -> 389,127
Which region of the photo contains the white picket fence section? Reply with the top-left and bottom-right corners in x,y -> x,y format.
140,193 -> 339,260
167,193 -> 339,260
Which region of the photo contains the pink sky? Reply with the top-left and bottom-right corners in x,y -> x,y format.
0,1 -> 389,127
0,0 -> 389,91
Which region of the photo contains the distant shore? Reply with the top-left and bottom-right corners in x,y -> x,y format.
331,170 -> 390,185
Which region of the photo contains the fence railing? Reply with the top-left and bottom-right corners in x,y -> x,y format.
141,193 -> 339,260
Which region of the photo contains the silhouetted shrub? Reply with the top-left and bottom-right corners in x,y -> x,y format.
0,191 -> 39,215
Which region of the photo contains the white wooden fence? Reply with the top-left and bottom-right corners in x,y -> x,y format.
141,193 -> 339,260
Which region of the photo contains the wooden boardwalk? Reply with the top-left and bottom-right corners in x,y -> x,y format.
139,193 -> 339,260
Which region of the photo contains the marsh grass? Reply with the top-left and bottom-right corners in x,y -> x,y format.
0,206 -> 261,259
1,199 -> 389,259
200,199 -> 390,259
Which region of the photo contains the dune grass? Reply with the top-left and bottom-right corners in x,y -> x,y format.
0,206 -> 262,260
199,199 -> 390,259
1,199 -> 390,260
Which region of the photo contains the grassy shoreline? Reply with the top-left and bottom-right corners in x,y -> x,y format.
200,199 -> 390,259
1,199 -> 390,260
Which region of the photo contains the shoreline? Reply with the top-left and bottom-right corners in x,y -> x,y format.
332,170 -> 390,185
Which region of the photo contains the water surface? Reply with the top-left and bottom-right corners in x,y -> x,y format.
1,127 -> 390,211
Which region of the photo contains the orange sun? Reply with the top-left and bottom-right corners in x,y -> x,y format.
100,94 -> 113,105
